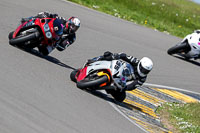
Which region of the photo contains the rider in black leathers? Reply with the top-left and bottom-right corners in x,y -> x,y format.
21,12 -> 80,55
87,51 -> 153,91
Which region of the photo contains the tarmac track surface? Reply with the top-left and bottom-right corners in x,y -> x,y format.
0,0 -> 200,133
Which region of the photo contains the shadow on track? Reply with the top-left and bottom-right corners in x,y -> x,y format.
81,89 -> 132,110
173,55 -> 200,67
13,46 -> 76,70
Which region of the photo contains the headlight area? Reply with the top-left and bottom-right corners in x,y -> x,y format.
45,32 -> 52,39
43,24 -> 50,32
43,24 -> 52,39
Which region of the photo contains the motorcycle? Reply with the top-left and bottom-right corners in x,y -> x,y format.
8,17 -> 63,55
70,59 -> 135,102
167,31 -> 200,60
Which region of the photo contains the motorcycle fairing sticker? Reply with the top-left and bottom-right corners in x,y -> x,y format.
25,21 -> 34,27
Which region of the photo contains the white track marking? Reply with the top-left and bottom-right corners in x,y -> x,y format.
100,90 -> 149,133
144,83 -> 200,95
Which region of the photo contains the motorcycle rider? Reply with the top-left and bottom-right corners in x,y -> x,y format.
21,11 -> 80,55
87,51 -> 153,91
194,29 -> 200,34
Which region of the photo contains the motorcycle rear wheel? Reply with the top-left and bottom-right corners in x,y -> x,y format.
167,42 -> 190,55
77,75 -> 108,89
106,89 -> 126,102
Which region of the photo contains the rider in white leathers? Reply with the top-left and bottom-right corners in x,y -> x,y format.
87,51 -> 153,91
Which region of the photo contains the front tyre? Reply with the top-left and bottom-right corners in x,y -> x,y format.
8,31 -> 14,40
9,31 -> 40,46
167,42 -> 190,55
70,69 -> 79,82
77,75 -> 108,89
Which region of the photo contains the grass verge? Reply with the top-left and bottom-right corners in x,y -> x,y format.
156,102 -> 200,133
67,0 -> 200,38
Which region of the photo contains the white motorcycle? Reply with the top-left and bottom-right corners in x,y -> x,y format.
167,30 -> 200,60
70,59 -> 134,102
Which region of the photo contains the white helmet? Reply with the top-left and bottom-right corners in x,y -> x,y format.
137,57 -> 153,77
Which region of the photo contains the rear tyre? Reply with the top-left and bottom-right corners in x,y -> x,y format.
167,42 -> 190,55
9,31 -> 40,46
70,69 -> 79,82
77,75 -> 108,89
38,45 -> 49,56
106,89 -> 126,102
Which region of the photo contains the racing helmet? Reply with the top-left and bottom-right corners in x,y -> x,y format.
137,57 -> 153,77
65,17 -> 80,34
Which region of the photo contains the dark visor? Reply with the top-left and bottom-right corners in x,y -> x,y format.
69,23 -> 79,33
139,63 -> 150,74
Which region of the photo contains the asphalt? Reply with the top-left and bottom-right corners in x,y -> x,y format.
0,0 -> 200,133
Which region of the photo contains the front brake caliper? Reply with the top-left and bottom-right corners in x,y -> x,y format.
97,71 -> 111,87
97,72 -> 110,80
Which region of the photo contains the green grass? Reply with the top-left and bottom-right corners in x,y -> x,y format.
68,0 -> 200,38
157,102 -> 200,133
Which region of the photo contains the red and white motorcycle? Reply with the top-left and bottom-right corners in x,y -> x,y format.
70,59 -> 134,102
167,30 -> 200,60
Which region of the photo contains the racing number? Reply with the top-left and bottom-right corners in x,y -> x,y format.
114,61 -> 121,71
26,21 -> 33,27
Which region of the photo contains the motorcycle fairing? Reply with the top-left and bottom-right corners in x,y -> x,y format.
13,21 -> 30,38
76,61 -> 112,82
76,60 -> 134,90
86,61 -> 112,74
12,18 -> 58,46
184,33 -> 200,57
76,66 -> 88,81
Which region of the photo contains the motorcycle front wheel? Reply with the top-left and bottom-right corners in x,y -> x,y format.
8,31 -> 14,40
77,75 -> 109,89
70,69 -> 79,83
9,29 -> 40,47
167,42 -> 190,55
